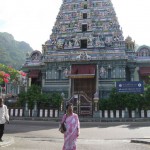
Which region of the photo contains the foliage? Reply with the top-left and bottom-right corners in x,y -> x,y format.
27,85 -> 42,108
100,88 -> 144,110
0,32 -> 33,69
50,93 -> 62,107
0,63 -> 26,85
18,85 -> 62,109
143,86 -> 150,110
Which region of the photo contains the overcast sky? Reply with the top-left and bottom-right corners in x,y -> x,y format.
0,0 -> 150,51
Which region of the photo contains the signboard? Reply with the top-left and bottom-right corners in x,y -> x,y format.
116,81 -> 144,93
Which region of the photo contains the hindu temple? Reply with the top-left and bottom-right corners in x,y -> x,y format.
22,0 -> 150,116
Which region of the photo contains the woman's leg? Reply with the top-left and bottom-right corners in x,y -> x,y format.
0,124 -> 4,140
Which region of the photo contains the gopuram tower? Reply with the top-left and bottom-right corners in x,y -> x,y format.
39,0 -> 135,116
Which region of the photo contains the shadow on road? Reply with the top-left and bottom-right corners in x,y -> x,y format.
5,120 -> 150,135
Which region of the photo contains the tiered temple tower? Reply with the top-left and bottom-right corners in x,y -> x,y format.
24,0 -> 136,116
43,0 -> 125,52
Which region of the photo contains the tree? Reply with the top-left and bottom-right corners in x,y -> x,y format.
50,93 -> 62,107
18,85 -> 62,109
144,86 -> 150,110
100,88 -> 144,110
0,63 -> 26,85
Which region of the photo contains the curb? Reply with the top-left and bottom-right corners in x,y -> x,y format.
131,139 -> 150,145
0,137 -> 14,147
10,116 -> 150,122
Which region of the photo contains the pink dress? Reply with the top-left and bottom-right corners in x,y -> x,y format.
61,113 -> 80,150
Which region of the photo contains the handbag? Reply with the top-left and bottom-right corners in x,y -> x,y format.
60,122 -> 66,133
59,115 -> 67,133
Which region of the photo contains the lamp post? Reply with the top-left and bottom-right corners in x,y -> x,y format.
93,91 -> 100,118
93,92 -> 99,111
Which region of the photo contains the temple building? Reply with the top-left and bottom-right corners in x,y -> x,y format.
22,0 -> 150,116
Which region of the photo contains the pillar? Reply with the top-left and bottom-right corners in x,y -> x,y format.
129,66 -> 136,81
24,101 -> 29,117
33,101 -> 38,117
68,65 -> 71,98
96,65 -> 99,92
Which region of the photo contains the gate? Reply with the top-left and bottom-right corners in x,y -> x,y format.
66,92 -> 93,116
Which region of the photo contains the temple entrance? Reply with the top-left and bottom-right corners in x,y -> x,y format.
73,78 -> 96,98
67,92 -> 93,116
67,64 -> 96,116
73,78 -> 96,116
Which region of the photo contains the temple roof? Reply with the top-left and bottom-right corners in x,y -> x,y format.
43,0 -> 126,54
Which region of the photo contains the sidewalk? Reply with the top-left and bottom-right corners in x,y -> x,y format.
0,136 -> 14,147
1,136 -> 150,148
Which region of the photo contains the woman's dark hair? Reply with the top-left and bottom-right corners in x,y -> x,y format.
66,103 -> 73,110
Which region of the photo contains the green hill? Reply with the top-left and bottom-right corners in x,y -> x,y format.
0,32 -> 33,69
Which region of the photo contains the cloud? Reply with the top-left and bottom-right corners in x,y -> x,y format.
0,0 -> 150,50
0,20 -> 7,29
0,0 -> 62,50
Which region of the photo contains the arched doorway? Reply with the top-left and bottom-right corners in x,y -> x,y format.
67,64 -> 96,116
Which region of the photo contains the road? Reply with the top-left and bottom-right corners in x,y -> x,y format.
2,120 -> 150,150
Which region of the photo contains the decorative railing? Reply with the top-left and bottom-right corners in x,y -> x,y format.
43,55 -> 128,63
8,108 -> 59,118
8,108 -> 150,119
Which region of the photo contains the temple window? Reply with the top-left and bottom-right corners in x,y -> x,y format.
80,39 -> 87,49
58,70 -> 61,79
83,13 -> 87,19
82,24 -> 87,32
83,4 -> 87,9
108,69 -> 111,79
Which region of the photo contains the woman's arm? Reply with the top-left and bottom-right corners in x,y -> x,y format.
76,114 -> 80,136
5,105 -> 9,123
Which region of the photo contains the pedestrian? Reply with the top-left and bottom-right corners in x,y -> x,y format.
60,103 -> 80,150
0,98 -> 9,142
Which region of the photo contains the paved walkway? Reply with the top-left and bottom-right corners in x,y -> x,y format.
0,136 -> 14,147
0,135 -> 150,148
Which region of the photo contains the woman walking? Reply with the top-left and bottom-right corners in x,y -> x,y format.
60,103 -> 80,150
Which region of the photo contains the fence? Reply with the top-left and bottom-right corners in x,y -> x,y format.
99,110 -> 149,118
8,108 -> 59,118
8,108 -> 150,119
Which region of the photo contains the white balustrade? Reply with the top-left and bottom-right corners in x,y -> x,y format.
99,110 -> 102,118
116,110 -> 119,118
122,110 -> 125,118
10,109 -> 13,116
147,110 -> 150,118
40,109 -> 43,117
15,109 -> 18,116
8,108 -> 150,119
141,110 -> 145,118
45,109 -> 48,117
104,110 -> 108,118
20,109 -> 23,117
55,110 -> 58,117
110,110 -> 114,118
50,110 -> 53,117
131,110 -> 135,118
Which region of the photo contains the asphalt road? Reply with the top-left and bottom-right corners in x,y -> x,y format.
2,120 -> 150,150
